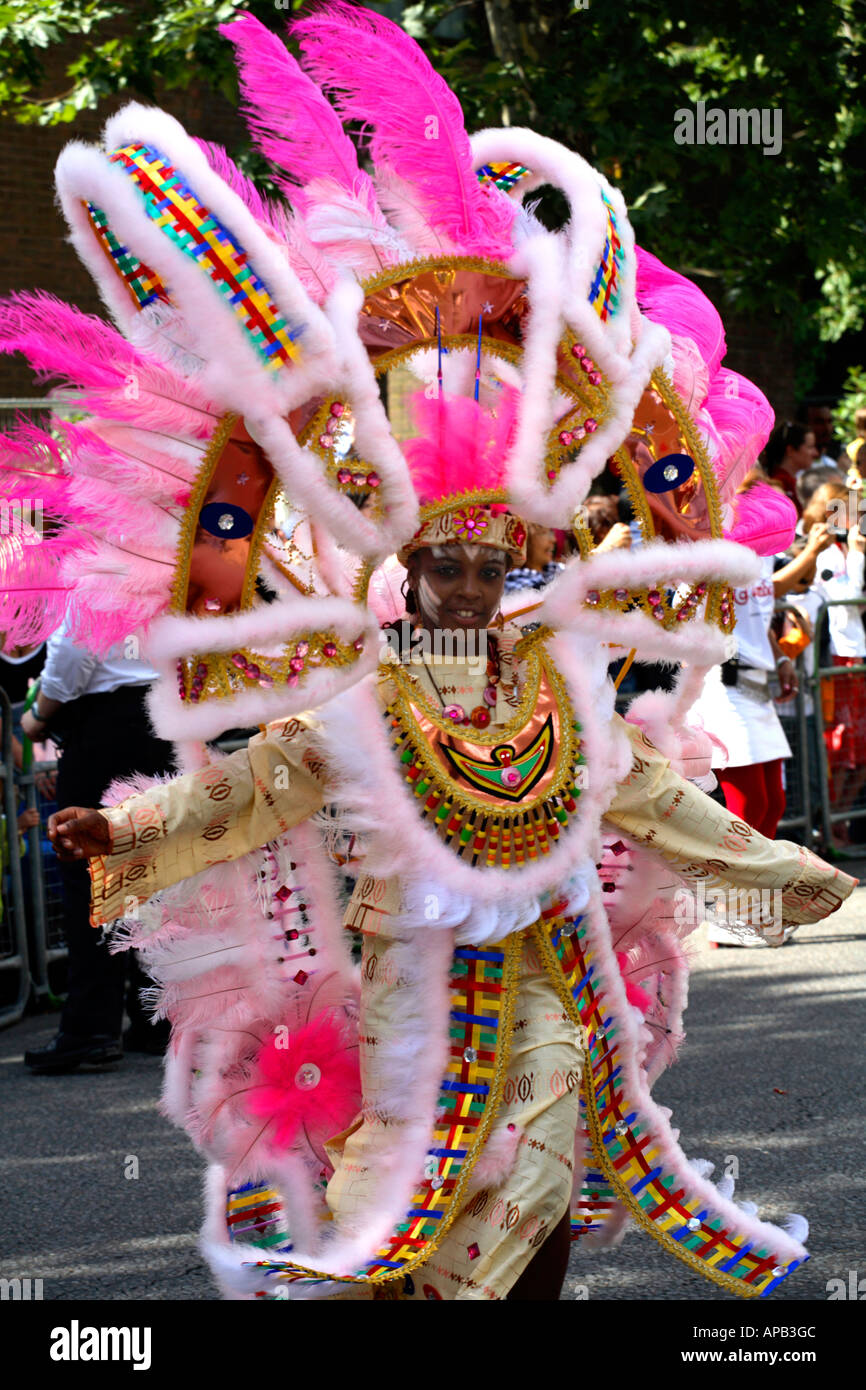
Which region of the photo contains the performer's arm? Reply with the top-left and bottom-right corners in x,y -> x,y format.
49,715 -> 328,925
603,717 -> 857,934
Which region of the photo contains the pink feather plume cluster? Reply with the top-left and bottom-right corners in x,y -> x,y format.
402,388 -> 519,505
245,1012 -> 361,1155
0,292 -> 217,653
635,248 -> 776,504
217,6 -> 516,295
726,480 -> 797,556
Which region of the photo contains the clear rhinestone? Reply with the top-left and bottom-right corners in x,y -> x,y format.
463,1047 -> 477,1064
663,464 -> 680,482
771,1266 -> 786,1277
430,1175 -> 444,1190
686,1217 -> 702,1231
294,1062 -> 321,1090
217,512 -> 234,532
614,1120 -> 628,1136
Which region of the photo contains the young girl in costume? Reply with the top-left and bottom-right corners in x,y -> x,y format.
1,5 -> 856,1300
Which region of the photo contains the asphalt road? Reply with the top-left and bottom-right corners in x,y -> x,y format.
2,874 -> 864,1303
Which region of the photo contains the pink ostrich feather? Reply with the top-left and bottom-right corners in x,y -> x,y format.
220,14 -> 402,276
635,248 -> 774,498
193,137 -> 287,234
403,388 -> 519,504
725,480 -> 796,556
292,2 -> 516,260
0,292 -> 220,439
244,1011 -> 361,1155
703,369 -> 775,498
635,246 -> 725,379
221,13 -> 377,214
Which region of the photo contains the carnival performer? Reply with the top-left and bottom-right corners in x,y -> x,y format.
0,5 -> 856,1302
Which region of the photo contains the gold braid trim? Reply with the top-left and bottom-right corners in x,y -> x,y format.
530,921 -> 766,1300
270,932 -> 522,1288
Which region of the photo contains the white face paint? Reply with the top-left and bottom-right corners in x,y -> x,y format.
417,573 -> 443,625
428,544 -> 508,564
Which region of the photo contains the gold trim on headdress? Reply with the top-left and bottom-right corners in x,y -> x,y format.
396,489 -> 527,566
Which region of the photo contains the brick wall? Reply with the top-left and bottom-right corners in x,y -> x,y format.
0,42 -> 245,398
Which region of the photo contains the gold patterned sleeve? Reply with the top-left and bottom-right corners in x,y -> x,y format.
603,717 -> 857,934
89,715 -> 328,926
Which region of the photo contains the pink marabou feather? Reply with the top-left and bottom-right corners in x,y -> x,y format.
292,2 -> 516,260
245,1012 -> 361,1154
403,388 -> 519,504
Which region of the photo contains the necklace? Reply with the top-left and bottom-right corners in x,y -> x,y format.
419,639 -> 500,730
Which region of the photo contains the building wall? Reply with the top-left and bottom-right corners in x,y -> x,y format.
0,46 -> 245,398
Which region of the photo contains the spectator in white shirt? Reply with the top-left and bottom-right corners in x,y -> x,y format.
801,482 -> 866,845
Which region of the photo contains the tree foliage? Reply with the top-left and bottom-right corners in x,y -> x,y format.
1,0 -> 863,384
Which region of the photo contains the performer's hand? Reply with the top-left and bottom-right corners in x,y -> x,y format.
48,806 -> 111,860
776,657 -> 798,701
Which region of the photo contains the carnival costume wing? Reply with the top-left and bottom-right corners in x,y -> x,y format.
1,3 -> 840,1301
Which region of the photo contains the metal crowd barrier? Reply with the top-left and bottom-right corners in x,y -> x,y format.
0,688 -> 31,1026
804,596 -> 866,855
0,701 -> 251,1028
613,597 -> 866,853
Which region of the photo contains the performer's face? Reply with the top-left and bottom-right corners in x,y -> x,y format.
409,545 -> 508,633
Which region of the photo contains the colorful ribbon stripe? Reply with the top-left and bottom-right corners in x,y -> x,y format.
86,201 -> 169,310
537,915 -> 804,1299
588,190 -> 624,322
107,142 -> 304,371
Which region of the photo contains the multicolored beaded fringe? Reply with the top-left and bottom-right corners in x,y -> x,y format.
386,705 -> 586,869
589,190 -> 624,322
107,142 -> 304,371
533,916 -> 805,1298
86,202 -> 169,310
246,935 -> 521,1293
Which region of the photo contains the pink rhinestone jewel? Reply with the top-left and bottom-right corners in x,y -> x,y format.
322,642 -> 337,658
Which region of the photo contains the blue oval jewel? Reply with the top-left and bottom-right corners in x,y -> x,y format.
199,501 -> 255,539
643,453 -> 695,493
